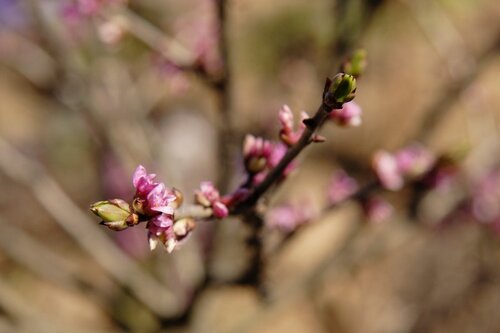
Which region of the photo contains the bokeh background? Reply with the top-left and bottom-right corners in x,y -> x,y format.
1,0 -> 500,332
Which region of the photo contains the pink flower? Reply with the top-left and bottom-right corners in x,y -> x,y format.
131,165 -> 178,217
328,170 -> 359,205
147,215 -> 175,252
194,181 -> 229,218
330,101 -> 362,127
132,165 -> 158,198
372,151 -> 404,191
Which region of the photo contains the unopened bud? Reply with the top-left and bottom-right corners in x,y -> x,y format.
324,73 -> 357,107
246,157 -> 267,174
194,191 -> 211,207
172,188 -> 184,209
341,49 -> 367,78
132,197 -> 146,215
90,199 -> 130,223
173,218 -> 196,238
100,220 -> 129,231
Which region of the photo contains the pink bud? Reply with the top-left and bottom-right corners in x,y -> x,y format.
212,201 -> 229,218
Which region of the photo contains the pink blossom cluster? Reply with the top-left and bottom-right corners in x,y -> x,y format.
373,143 -> 436,191
131,165 -> 186,252
194,181 -> 229,218
243,135 -> 295,185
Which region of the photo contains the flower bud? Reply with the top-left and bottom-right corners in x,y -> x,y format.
171,188 -> 184,209
90,199 -> 130,223
324,73 -> 357,107
247,157 -> 268,174
341,49 -> 367,78
194,191 -> 211,207
173,218 -> 196,238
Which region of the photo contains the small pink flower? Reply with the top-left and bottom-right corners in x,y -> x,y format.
147,217 -> 175,252
372,151 -> 404,191
330,101 -> 362,127
132,165 -> 158,198
328,170 -> 359,205
194,181 -> 229,219
131,165 -> 179,219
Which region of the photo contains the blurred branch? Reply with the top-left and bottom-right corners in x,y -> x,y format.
414,34 -> 500,143
0,219 -> 85,289
214,0 -> 235,193
0,278 -> 116,333
116,9 -> 196,67
405,0 -> 500,143
327,0 -> 385,72
273,180 -> 380,254
0,137 -> 182,318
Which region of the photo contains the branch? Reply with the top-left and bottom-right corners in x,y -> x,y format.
234,101 -> 333,212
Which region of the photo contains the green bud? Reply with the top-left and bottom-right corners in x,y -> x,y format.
90,199 -> 132,231
325,73 -> 357,107
341,49 -> 367,77
90,199 -> 130,222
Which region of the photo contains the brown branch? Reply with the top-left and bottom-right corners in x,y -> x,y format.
233,100 -> 334,213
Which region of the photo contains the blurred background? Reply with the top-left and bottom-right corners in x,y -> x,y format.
1,0 -> 500,332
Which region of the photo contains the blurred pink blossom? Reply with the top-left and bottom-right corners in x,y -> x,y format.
362,197 -> 393,224
330,101 -> 362,127
373,150 -> 404,191
265,203 -> 315,233
327,169 -> 359,205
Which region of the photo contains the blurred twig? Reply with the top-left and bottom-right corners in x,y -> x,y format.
0,137 -> 181,317
404,0 -> 500,143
